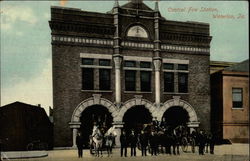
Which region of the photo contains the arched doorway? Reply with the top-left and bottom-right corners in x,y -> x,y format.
123,105 -> 152,135
79,105 -> 113,147
162,106 -> 189,131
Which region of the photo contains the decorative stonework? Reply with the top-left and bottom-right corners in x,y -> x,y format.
153,59 -> 162,71
115,98 -> 155,122
70,96 -> 116,123
161,44 -> 209,53
113,55 -> 123,69
52,35 -> 114,46
121,41 -> 154,49
158,98 -> 198,123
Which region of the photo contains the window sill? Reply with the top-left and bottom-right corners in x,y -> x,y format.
81,90 -> 113,93
163,92 -> 189,95
124,91 -> 152,94
232,107 -> 244,110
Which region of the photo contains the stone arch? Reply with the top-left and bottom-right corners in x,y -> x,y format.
158,97 -> 198,123
71,95 -> 117,123
115,97 -> 155,122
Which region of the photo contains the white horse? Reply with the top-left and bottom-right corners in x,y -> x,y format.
104,127 -> 117,157
91,126 -> 103,157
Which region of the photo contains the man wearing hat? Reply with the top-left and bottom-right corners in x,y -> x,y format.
129,130 -> 137,156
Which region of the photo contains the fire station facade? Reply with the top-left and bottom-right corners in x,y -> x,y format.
49,0 -> 212,147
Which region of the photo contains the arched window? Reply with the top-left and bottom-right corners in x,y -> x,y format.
127,26 -> 148,38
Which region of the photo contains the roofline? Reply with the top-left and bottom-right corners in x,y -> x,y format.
1,101 -> 44,108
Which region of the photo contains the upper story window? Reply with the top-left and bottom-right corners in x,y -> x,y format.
164,72 -> 174,92
232,88 -> 243,108
163,63 -> 174,70
82,68 -> 94,90
99,59 -> 111,66
82,58 -> 94,65
127,26 -> 148,38
140,62 -> 151,68
178,64 -> 188,70
178,73 -> 188,93
125,70 -> 136,91
81,58 -> 111,91
99,69 -> 111,90
124,61 -> 136,67
140,71 -> 151,91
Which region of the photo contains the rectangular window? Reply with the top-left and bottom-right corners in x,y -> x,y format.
82,68 -> 94,90
99,69 -> 111,90
124,61 -> 136,67
232,88 -> 243,108
178,64 -> 188,70
163,63 -> 174,70
178,73 -> 188,93
125,70 -> 136,91
82,58 -> 94,65
164,72 -> 174,92
140,71 -> 151,91
140,62 -> 151,68
99,59 -> 111,66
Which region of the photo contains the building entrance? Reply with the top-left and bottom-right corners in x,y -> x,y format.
162,106 -> 189,131
123,105 -> 152,135
79,105 -> 113,148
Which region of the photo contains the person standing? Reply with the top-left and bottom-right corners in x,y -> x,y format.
164,132 -> 172,155
209,133 -> 216,154
149,131 -> 158,156
129,130 -> 137,157
120,131 -> 128,157
198,130 -> 206,155
139,130 -> 148,156
76,132 -> 83,158
173,131 -> 180,155
105,133 -> 114,157
0,139 -> 2,161
190,130 -> 197,153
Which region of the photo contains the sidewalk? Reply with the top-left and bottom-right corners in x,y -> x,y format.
1,151 -> 48,160
215,143 -> 249,156
1,143 -> 249,160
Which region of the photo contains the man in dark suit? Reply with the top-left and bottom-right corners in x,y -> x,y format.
198,130 -> 206,155
120,131 -> 128,157
129,130 -> 137,157
76,132 -> 83,158
149,131 -> 158,156
139,130 -> 148,156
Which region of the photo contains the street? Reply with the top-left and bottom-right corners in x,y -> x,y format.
6,144 -> 249,161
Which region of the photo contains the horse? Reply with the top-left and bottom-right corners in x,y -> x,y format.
91,126 -> 104,157
104,127 -> 117,156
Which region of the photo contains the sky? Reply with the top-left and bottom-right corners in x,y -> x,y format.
0,0 -> 249,115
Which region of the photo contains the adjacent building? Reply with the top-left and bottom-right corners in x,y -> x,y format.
211,59 -> 249,143
49,0 -> 212,147
0,102 -> 53,151
210,61 -> 237,74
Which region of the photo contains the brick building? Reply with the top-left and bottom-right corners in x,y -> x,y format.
49,0 -> 212,147
211,59 -> 249,143
0,102 -> 53,151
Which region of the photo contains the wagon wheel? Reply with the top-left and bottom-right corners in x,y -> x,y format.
181,137 -> 188,152
27,143 -> 34,151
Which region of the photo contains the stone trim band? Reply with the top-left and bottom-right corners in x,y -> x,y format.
52,35 -> 209,53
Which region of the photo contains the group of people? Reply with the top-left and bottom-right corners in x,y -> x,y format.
119,128 -> 215,157
75,119 -> 216,158
120,130 -> 159,157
